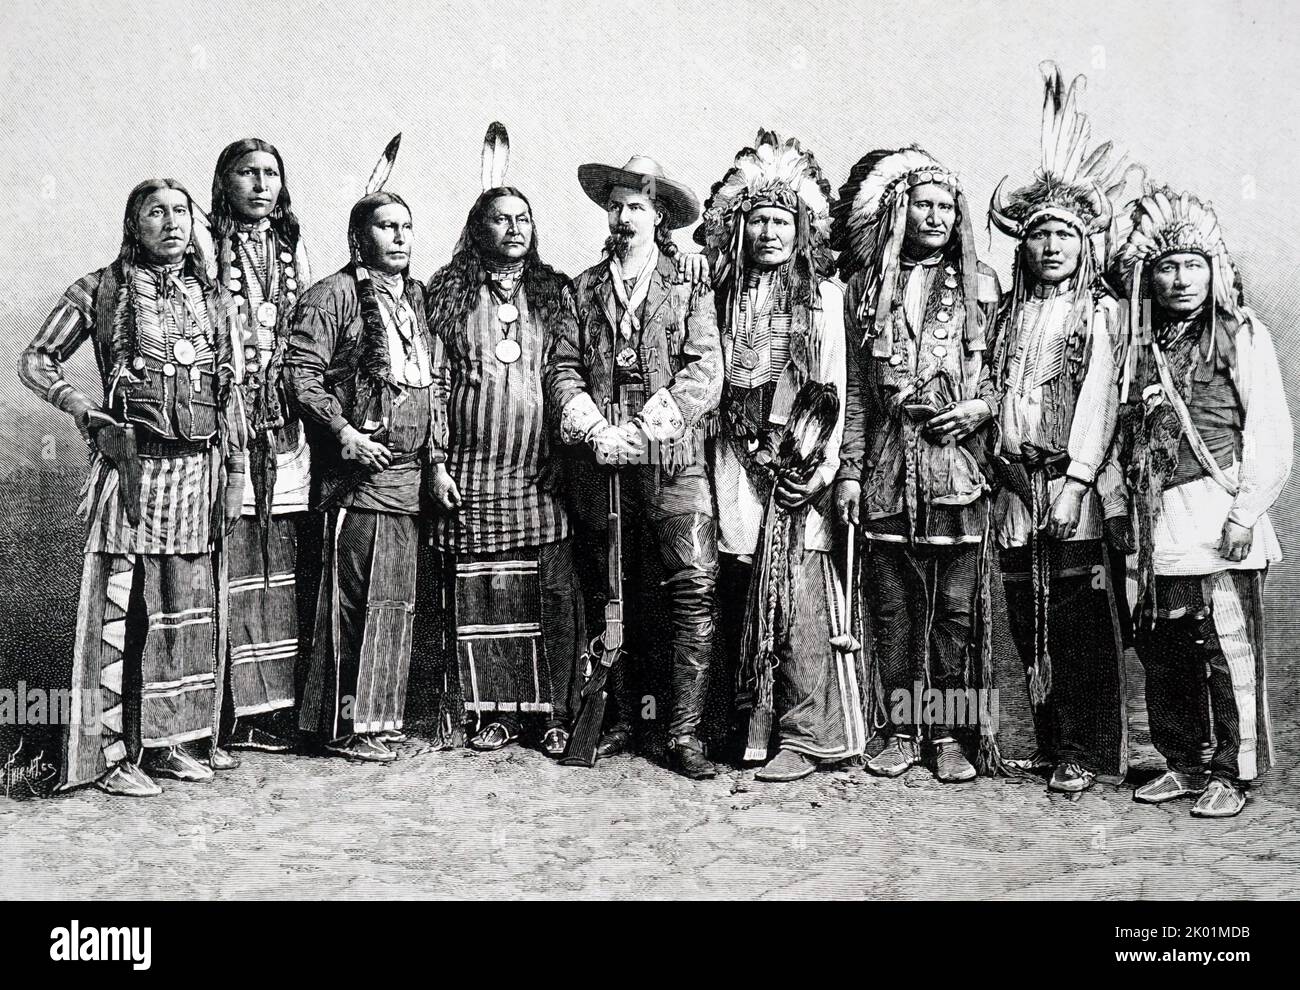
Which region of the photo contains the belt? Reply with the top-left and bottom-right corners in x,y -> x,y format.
138,437 -> 213,458
384,450 -> 422,467
1005,451 -> 1069,480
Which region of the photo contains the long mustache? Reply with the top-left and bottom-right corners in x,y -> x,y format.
605,227 -> 635,260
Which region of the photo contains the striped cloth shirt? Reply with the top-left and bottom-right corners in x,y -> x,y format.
429,284 -> 568,554
20,267 -> 222,555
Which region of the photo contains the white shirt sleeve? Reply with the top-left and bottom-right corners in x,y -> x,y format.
1065,296 -> 1121,485
1227,310 -> 1293,528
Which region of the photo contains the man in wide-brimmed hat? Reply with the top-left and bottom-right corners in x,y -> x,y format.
545,153 -> 725,779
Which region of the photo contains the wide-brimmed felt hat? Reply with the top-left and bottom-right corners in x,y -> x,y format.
577,155 -> 701,230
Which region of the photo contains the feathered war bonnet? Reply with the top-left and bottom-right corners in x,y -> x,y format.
1113,184 -> 1246,399
694,129 -> 835,318
988,62 -> 1142,359
988,63 -> 1133,246
829,145 -> 981,357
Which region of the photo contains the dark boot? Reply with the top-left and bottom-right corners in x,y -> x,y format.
667,734 -> 717,780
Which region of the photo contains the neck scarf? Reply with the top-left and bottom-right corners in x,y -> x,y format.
608,246 -> 659,342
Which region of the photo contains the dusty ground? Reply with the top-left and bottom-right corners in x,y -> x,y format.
3,702 -> 1298,901
3,470 -> 1297,900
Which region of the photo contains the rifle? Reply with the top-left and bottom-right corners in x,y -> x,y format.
560,468 -> 625,767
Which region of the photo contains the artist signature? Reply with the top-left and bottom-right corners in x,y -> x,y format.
2,737 -> 57,798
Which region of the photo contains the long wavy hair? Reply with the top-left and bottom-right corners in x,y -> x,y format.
210,137 -> 301,251
425,186 -> 572,336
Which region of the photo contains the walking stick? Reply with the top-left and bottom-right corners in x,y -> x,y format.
830,522 -> 861,653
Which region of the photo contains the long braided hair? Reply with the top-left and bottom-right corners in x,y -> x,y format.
112,178 -> 215,374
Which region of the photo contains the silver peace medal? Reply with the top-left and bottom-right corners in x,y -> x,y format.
495,337 -> 523,364
497,302 -> 519,325
257,301 -> 278,327
732,343 -> 760,371
616,346 -> 638,368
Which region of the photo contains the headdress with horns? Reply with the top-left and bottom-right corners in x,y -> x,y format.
695,129 -> 835,319
987,62 -> 1134,246
989,62 -> 1143,376
829,145 -> 982,355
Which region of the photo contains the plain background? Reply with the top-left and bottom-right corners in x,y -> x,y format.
0,0 -> 1296,744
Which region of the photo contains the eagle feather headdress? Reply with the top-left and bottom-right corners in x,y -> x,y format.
1113,185 -> 1241,316
696,130 -> 833,254
1112,184 -> 1246,404
830,145 -> 962,281
989,62 -> 1141,255
829,145 -> 982,354
696,129 -> 835,310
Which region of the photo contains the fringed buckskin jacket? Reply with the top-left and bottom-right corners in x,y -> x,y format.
545,251 -> 722,475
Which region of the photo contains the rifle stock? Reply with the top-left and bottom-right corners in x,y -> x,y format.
558,641 -> 612,768
561,464 -> 624,767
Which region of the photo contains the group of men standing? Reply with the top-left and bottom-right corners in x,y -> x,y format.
19,63 -> 1291,818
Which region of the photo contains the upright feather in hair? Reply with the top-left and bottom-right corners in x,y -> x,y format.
188,199 -> 217,279
480,122 -> 510,192
365,133 -> 402,195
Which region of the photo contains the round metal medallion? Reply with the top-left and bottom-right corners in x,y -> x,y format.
497,302 -> 520,325
172,338 -> 197,366
257,301 -> 278,327
495,338 -> 523,364
732,344 -> 760,371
